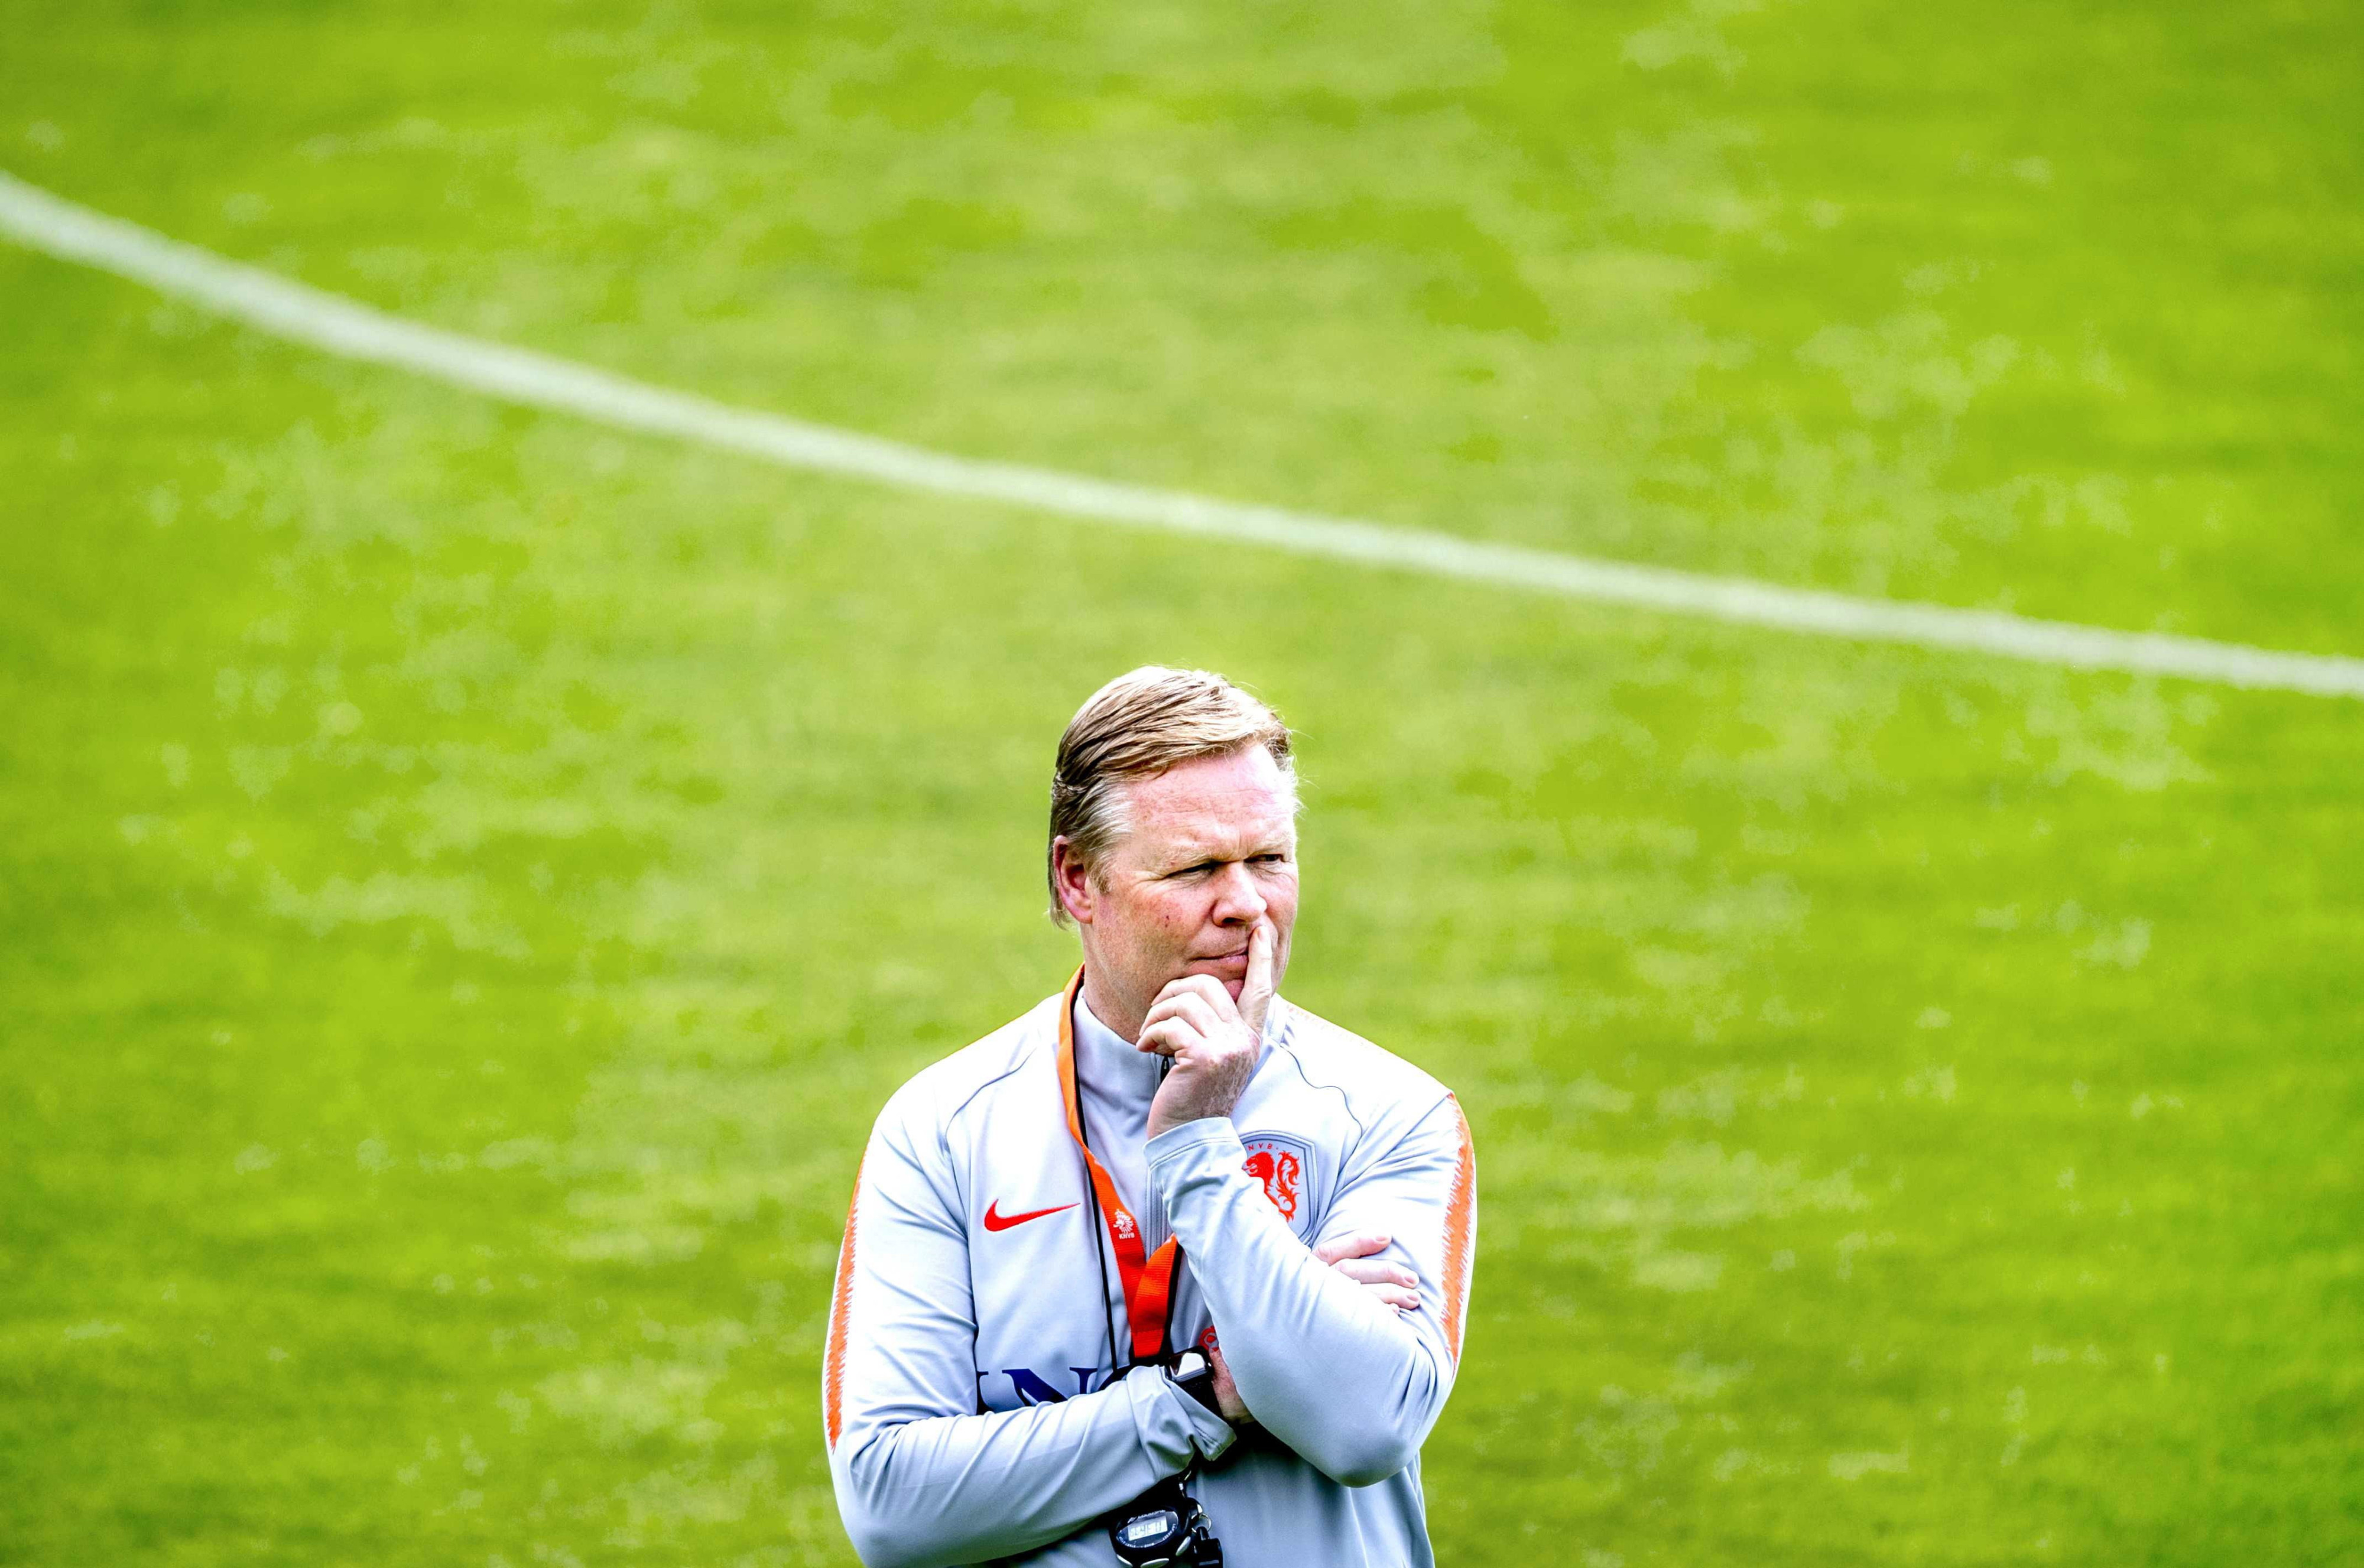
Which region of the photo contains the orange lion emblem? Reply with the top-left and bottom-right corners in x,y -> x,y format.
1243,1147 -> 1303,1221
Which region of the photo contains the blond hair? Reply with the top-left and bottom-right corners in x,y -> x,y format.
1047,667 -> 1295,925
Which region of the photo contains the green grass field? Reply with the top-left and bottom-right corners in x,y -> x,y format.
4,1 -> 2359,1563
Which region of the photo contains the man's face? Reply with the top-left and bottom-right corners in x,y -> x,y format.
1059,746 -> 1300,1042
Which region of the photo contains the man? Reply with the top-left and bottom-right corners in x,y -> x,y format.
824,667 -> 1477,1567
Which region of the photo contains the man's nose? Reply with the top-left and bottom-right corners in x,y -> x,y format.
1209,862 -> 1267,925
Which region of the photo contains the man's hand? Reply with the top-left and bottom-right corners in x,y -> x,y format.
1204,1339 -> 1251,1424
1316,1232 -> 1420,1314
1142,918 -> 1276,1140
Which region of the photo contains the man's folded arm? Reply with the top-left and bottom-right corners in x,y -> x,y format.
824,1099 -> 1232,1568
1149,1093 -> 1478,1488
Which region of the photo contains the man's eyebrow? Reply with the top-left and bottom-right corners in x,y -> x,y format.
1158,832 -> 1295,871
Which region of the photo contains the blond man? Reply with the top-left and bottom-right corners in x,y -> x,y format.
824,667 -> 1476,1567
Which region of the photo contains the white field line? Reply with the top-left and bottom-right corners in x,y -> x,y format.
5,170 -> 2359,700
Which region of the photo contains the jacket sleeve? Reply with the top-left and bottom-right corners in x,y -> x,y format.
1147,1093 -> 1477,1488
823,1089 -> 1235,1568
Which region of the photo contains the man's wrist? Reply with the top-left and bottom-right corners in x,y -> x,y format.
1167,1349 -> 1226,1422
1144,1115 -> 1239,1160
1144,1359 -> 1238,1462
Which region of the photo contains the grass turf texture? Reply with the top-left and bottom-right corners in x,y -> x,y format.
2,1 -> 2359,1563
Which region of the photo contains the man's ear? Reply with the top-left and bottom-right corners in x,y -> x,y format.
1050,836 -> 1095,925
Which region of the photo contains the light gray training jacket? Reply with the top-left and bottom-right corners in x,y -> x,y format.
823,976 -> 1478,1567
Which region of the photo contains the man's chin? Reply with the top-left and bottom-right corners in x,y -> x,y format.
1174,961 -> 1249,1001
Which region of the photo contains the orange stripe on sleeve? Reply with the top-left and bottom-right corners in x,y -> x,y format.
823,1156 -> 863,1449
1438,1098 -> 1476,1364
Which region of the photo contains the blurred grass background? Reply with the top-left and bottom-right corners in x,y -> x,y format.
2,0 -> 2359,1563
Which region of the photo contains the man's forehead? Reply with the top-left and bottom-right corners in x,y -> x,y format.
1123,752 -> 1298,852
1135,799 -> 1298,855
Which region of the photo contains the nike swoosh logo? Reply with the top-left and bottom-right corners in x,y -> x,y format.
982,1200 -> 1080,1232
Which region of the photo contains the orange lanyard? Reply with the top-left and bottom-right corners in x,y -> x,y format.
1057,968 -> 1180,1363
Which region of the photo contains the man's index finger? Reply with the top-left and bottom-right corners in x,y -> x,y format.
1239,917 -> 1277,1034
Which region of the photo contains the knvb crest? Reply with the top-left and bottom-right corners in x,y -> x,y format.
1240,1133 -> 1313,1224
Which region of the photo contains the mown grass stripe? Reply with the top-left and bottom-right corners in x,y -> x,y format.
5,168 -> 2357,700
